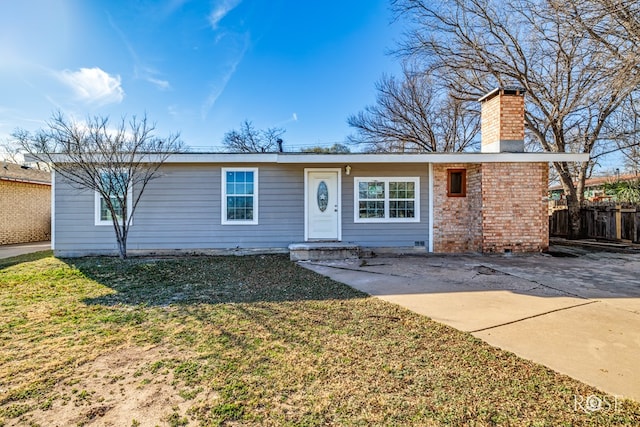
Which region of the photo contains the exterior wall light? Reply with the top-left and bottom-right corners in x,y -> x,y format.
345,165 -> 351,175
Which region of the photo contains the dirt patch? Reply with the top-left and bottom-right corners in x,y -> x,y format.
4,254 -> 640,426
12,345 -> 199,427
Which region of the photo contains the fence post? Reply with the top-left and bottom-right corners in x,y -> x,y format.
616,205 -> 622,240
631,207 -> 639,243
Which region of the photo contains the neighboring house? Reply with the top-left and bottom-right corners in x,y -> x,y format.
47,89 -> 587,257
549,173 -> 639,202
0,162 -> 51,245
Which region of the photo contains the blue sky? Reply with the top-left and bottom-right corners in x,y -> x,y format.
0,0 -> 403,151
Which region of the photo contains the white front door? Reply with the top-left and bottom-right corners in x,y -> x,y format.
306,169 -> 341,240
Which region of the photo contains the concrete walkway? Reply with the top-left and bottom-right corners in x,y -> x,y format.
0,241 -> 51,259
300,247 -> 640,402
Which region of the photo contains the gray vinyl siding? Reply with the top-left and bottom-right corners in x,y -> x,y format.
53,162 -> 430,255
341,164 -> 429,247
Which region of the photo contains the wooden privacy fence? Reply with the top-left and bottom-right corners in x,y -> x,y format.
549,204 -> 640,242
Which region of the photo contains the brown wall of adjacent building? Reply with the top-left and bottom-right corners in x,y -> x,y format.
0,180 -> 51,245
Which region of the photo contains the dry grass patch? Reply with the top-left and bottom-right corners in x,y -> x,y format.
0,253 -> 639,426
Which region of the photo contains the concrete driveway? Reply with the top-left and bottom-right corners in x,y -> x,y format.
0,241 -> 51,259
300,246 -> 640,402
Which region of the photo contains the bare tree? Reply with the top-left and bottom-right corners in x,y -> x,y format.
348,67 -> 479,152
392,0 -> 640,237
14,111 -> 184,259
223,120 -> 285,153
562,0 -> 640,172
563,0 -> 640,62
301,143 -> 351,154
593,95 -> 640,172
0,139 -> 23,164
0,139 -> 50,170
623,146 -> 640,174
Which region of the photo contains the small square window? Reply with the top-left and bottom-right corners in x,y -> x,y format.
447,169 -> 466,197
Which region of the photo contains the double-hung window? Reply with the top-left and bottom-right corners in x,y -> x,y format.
222,168 -> 258,225
95,170 -> 132,226
355,177 -> 420,223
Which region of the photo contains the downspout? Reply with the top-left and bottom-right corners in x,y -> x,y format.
428,163 -> 434,252
51,168 -> 55,250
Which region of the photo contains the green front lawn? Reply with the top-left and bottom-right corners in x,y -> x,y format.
1,253 -> 638,426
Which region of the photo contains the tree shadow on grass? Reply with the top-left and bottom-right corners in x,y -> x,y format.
0,250 -> 53,270
72,254 -> 368,307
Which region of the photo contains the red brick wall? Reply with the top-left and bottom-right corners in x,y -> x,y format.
432,164 -> 482,252
481,163 -> 549,253
481,90 -> 525,148
0,180 -> 51,245
432,162 -> 548,253
434,89 -> 546,253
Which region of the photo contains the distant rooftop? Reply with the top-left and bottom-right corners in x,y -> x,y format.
549,172 -> 639,191
0,162 -> 51,185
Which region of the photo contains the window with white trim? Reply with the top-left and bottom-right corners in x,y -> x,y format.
95,170 -> 132,226
222,168 -> 258,225
354,177 -> 420,222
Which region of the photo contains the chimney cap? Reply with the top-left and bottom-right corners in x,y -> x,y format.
478,86 -> 526,102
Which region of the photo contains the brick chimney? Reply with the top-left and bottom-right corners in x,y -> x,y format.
478,87 -> 526,153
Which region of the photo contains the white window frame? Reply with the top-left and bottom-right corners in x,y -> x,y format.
222,167 -> 259,225
94,171 -> 133,226
354,177 -> 420,223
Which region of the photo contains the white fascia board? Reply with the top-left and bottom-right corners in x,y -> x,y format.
35,152 -> 590,164
273,152 -> 590,164
164,153 -> 279,163
34,153 -> 280,164
23,154 -> 42,163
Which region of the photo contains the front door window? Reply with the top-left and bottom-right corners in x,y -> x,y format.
317,181 -> 329,212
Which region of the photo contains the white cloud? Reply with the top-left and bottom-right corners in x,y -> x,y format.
272,113 -> 299,127
167,105 -> 180,118
147,77 -> 171,90
167,104 -> 194,119
208,0 -> 242,30
108,15 -> 172,92
162,0 -> 191,16
201,32 -> 250,118
57,67 -> 124,106
201,58 -> 241,118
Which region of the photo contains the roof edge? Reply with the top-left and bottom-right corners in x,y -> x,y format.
30,152 -> 589,164
0,176 -> 52,186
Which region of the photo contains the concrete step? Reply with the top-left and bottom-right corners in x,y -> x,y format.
288,242 -> 360,262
